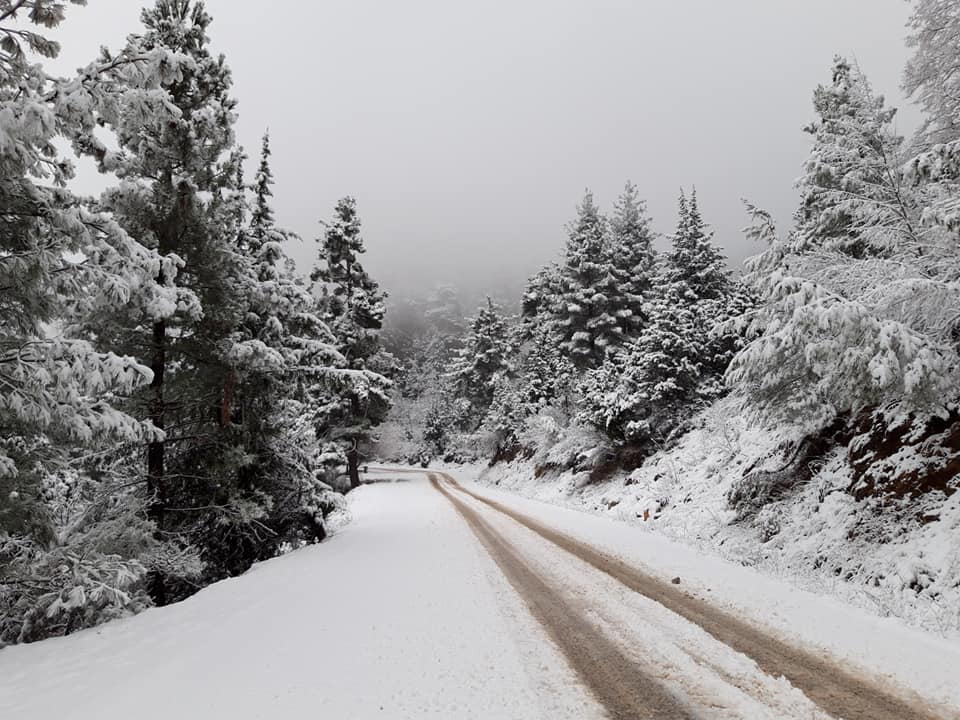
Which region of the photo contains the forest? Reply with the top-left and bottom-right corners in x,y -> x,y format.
3,0 -> 960,651
0,0 -> 392,643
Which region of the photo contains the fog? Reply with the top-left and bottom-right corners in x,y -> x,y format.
50,0 -> 919,304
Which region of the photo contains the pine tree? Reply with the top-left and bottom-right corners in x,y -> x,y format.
903,3 -> 960,234
85,0 -> 265,601
727,204 -> 954,432
249,130 -> 276,254
666,188 -> 730,302
555,190 -> 624,368
582,187 -> 742,445
448,299 -> 512,427
0,0 -> 207,641
222,127 -> 345,569
310,197 -> 392,489
905,0 -> 960,147
581,285 -> 706,443
609,181 -> 657,336
794,57 -> 919,257
520,262 -> 562,339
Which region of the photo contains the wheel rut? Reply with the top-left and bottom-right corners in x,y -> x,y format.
434,471 -> 955,720
430,474 -> 697,720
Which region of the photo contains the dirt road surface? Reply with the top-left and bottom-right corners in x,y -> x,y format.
424,469 -> 955,720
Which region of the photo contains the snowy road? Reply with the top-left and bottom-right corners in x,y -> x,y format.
428,471 -> 957,719
2,469 -> 959,719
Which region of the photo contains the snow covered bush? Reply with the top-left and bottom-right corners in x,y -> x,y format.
0,537 -> 149,645
0,466 -> 203,645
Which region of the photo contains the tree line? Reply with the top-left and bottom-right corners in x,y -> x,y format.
389,0 -> 960,502
0,0 -> 391,644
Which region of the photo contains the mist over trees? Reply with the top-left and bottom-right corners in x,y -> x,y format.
377,1 -> 960,582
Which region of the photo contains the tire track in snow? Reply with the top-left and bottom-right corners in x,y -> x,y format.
447,476 -> 834,719
430,474 -> 697,720
437,471 -> 953,720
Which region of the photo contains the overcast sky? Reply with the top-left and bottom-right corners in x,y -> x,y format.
50,0 -> 919,303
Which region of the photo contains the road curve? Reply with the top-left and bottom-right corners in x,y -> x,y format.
415,469 -> 956,720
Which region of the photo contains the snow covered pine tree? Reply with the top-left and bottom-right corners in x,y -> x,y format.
310,197 -> 393,490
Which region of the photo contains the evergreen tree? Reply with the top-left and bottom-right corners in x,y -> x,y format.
310,197 -> 392,489
666,188 -> 730,301
727,204 -> 954,432
581,285 -> 705,443
904,3 -> 960,234
219,127 -> 345,573
86,0 -> 267,601
521,262 -> 562,338
582,187 -> 743,445
609,181 -> 657,336
556,190 -> 623,368
905,0 -> 960,146
0,0 -> 205,641
448,299 -> 512,427
794,57 -> 919,257
249,130 -> 276,254
516,323 -> 576,415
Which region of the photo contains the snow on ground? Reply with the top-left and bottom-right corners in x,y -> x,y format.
457,397 -> 960,638
445,466 -> 960,711
0,477 -> 598,720
449,483 -> 835,719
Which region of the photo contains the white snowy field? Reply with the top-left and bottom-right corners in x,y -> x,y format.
2,468 -> 959,719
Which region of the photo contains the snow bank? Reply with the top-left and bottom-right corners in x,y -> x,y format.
455,396 -> 960,638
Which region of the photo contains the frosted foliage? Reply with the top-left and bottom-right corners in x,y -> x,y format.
729,207 -> 957,431
905,0 -> 960,146
0,1 -> 197,482
729,57 -> 960,430
556,190 -> 624,367
447,300 -> 512,425
793,58 -> 918,258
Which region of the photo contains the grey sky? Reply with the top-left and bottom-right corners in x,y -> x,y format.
51,0 -> 919,303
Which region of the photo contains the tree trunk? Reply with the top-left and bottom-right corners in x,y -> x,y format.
147,317 -> 167,605
221,368 -> 237,427
346,442 -> 361,490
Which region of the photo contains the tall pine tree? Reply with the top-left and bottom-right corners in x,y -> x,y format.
310,197 -> 392,489
88,0 -> 263,601
556,190 -> 623,368
609,181 -> 657,337
794,57 -> 919,257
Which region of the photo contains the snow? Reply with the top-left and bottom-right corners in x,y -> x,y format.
451,485 -> 834,719
3,466 -> 959,717
0,477 -> 596,720
447,462 -> 960,710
